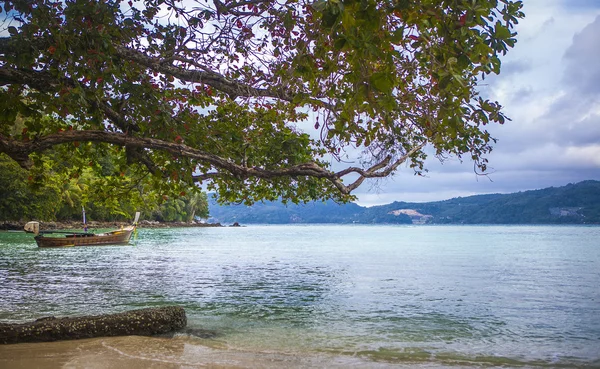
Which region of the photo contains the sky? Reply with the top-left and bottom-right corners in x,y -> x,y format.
353,0 -> 600,206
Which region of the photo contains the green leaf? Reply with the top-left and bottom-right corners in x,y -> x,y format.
370,72 -> 394,94
341,10 -> 355,29
333,36 -> 347,51
494,22 -> 511,39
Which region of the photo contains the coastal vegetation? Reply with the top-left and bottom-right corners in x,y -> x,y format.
0,152 -> 208,222
1,0 -> 524,207
208,180 -> 600,224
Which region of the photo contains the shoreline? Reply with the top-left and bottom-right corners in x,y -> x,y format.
0,220 -> 228,231
0,335 -> 394,369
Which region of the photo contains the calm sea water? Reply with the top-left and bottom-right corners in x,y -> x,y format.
1,225 -> 599,367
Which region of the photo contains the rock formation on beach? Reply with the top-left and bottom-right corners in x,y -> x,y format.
0,306 -> 187,344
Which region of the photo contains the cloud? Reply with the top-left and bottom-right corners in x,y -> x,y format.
499,60 -> 533,77
563,15 -> 600,94
558,0 -> 600,11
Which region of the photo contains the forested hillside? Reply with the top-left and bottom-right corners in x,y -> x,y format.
208,199 -> 412,224
209,181 -> 600,224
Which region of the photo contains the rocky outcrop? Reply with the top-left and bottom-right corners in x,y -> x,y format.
0,306 -> 186,344
0,222 -> 23,231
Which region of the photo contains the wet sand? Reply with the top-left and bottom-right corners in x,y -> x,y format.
0,336 -> 396,369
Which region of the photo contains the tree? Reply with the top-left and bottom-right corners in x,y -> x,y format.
185,191 -> 209,221
0,0 -> 524,204
0,153 -> 60,220
0,149 -> 210,222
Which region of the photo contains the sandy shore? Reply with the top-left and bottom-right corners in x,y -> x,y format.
0,335 -> 393,369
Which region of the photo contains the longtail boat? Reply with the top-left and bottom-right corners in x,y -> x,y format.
24,212 -> 140,248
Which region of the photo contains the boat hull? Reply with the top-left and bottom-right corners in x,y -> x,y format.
34,227 -> 135,248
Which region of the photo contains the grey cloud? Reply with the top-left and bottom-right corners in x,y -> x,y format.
504,16 -> 600,153
527,16 -> 600,148
500,60 -> 533,77
563,15 -> 600,94
542,95 -> 600,146
508,86 -> 534,105
558,0 -> 600,11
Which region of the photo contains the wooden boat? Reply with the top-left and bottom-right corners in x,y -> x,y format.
25,213 -> 140,248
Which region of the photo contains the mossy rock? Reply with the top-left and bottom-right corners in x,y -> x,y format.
0,306 -> 186,344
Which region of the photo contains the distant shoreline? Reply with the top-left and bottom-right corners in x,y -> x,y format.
0,220 -> 226,231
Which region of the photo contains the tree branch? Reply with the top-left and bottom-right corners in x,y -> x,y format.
0,36 -> 295,101
115,46 -> 294,101
0,130 -> 349,189
338,143 -> 426,192
0,130 -> 425,195
0,66 -> 136,132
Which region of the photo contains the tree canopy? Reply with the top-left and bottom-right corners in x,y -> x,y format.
0,151 -> 209,222
0,0 -> 524,204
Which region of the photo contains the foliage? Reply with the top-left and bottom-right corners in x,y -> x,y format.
0,151 -> 209,222
1,0 -> 524,204
209,181 -> 600,224
0,153 -> 60,220
152,191 -> 209,222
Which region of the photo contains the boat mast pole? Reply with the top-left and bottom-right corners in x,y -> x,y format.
82,206 -> 87,233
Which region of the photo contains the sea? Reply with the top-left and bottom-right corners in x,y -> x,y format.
0,225 -> 599,368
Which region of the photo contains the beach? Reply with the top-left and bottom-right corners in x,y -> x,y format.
0,335 -> 406,369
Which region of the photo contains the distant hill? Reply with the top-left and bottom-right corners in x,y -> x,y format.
208,180 -> 600,225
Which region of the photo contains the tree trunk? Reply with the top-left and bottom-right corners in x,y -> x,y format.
0,306 -> 186,344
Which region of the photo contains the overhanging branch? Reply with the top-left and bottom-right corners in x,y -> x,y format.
0,130 -> 424,195
337,143 -> 426,192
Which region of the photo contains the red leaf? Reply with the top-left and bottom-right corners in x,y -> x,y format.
408,35 -> 419,41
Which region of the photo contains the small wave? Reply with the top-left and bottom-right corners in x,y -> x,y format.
172,327 -> 221,340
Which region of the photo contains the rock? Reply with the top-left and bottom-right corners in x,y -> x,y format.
0,306 -> 186,344
43,222 -> 58,229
